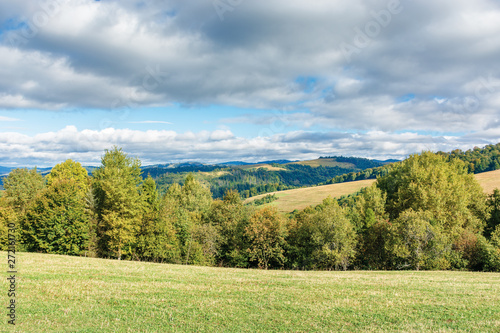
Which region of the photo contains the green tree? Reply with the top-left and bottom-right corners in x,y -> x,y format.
0,197 -> 17,251
245,207 -> 288,269
347,184 -> 388,233
389,209 -> 449,270
377,152 -> 488,237
487,226 -> 500,271
207,190 -> 250,267
92,147 -> 142,260
136,176 -> 180,262
287,208 -> 317,270
179,173 -> 212,215
22,180 -> 90,255
485,189 -> 500,238
311,198 -> 357,271
391,210 -> 434,270
163,175 -> 214,265
3,168 -> 45,214
361,219 -> 393,270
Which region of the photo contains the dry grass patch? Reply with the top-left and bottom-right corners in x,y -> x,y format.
245,179 -> 376,213
236,164 -> 287,171
245,169 -> 500,213
474,169 -> 500,194
288,158 -> 356,169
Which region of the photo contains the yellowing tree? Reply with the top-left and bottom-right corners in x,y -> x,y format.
92,147 -> 142,260
46,159 -> 89,195
245,207 -> 288,269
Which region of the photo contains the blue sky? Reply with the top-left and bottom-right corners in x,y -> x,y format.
0,0 -> 499,167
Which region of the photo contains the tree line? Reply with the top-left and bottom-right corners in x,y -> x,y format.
327,143 -> 500,185
0,147 -> 499,271
154,160 -> 376,199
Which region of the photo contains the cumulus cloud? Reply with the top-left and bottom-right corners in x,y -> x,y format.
0,1 -> 497,113
0,0 -> 499,164
0,126 -> 498,167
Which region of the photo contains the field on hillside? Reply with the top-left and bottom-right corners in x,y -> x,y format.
2,252 -> 499,332
289,158 -> 356,169
246,169 -> 500,213
236,163 -> 287,171
475,169 -> 500,194
245,179 -> 376,212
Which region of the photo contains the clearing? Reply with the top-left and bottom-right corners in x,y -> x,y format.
4,252 -> 499,332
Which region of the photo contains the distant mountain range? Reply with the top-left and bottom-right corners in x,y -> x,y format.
0,166 -> 13,175
0,157 -> 384,193
372,159 -> 401,165
0,157 -> 389,176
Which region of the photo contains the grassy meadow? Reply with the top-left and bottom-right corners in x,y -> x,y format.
239,164 -> 288,171
246,169 -> 500,213
2,252 -> 500,332
288,158 -> 357,169
244,179 -> 377,212
475,169 -> 500,194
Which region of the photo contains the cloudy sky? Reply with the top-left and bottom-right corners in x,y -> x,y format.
0,0 -> 499,167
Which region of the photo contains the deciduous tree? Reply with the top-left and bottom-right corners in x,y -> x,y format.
245,207 -> 288,269
23,180 -> 90,255
92,147 -> 142,260
377,152 -> 488,237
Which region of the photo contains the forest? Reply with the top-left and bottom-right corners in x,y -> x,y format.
0,147 -> 499,271
151,157 -> 382,199
327,143 -> 500,185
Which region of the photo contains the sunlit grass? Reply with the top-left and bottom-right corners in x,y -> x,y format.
289,158 -> 356,169
475,169 -> 500,194
2,252 -> 499,332
245,179 -> 376,212
246,169 -> 500,213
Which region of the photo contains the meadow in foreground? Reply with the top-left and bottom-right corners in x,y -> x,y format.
1,252 -> 499,332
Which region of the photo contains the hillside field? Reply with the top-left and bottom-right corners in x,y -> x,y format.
245,179 -> 376,212
288,158 -> 356,169
246,169 -> 500,213
235,163 -> 287,171
475,169 -> 500,194
2,252 -> 499,332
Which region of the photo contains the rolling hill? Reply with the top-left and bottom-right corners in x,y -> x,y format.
288,158 -> 357,169
244,179 -> 376,212
246,169 -> 500,213
475,169 -> 500,194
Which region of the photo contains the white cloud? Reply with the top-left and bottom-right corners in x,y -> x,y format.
0,126 -> 498,167
0,1 -> 497,124
0,0 -> 500,164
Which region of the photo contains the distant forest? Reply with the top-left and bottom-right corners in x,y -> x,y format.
147,157 -> 383,199
327,143 -> 500,185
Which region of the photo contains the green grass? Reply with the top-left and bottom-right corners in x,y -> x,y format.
2,252 -> 500,332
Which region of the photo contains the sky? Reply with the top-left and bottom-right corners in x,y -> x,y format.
0,0 -> 499,167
